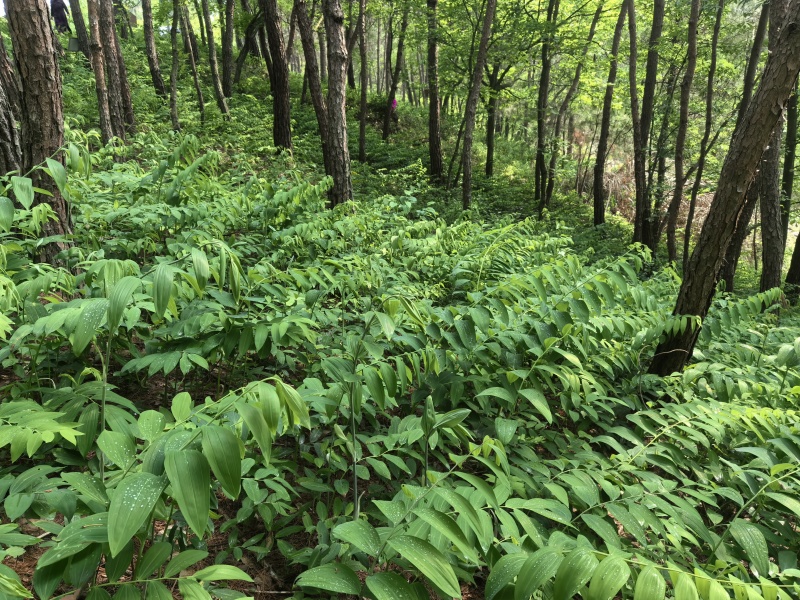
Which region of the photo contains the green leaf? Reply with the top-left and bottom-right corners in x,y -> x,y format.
152,263 -> 174,319
137,411 -> 166,442
581,514 -> 621,550
485,553 -> 528,600
144,581 -> 172,600
108,276 -> 141,332
66,544 -> 102,587
552,549 -> 599,600
171,392 -> 193,422
414,507 -> 479,564
276,380 -> 311,429
11,176 -> 34,209
134,541 -> 173,580
193,564 -> 253,582
388,535 -> 461,598
730,519 -> 769,576
165,450 -> 211,538
519,388 -> 553,423
105,539 -> 134,582
674,573 -> 699,600
0,197 -> 14,232
453,472 -> 499,509
587,555 -> 630,600
33,562 -> 63,600
633,565 -> 666,600
86,587 -> 112,600
108,472 -> 165,557
191,248 -> 210,293
514,547 -> 563,600
97,431 -> 136,470
332,519 -> 382,557
202,425 -> 241,498
0,571 -> 33,598
71,299 -> 109,355
163,549 -> 208,578
237,401 -> 273,463
366,573 -> 416,600
296,563 -> 362,595
178,579 -> 210,600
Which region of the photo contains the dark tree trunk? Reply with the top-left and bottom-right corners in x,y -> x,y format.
357,0 -> 367,162
181,6 -> 207,123
781,79 -> 798,244
183,3 -> 201,58
649,1 -> 800,376
222,0 -> 235,96
7,0 -> 70,261
545,1 -> 602,206
0,30 -> 21,124
170,0 -> 181,130
286,6 -> 298,67
382,3 -> 409,140
0,77 -> 20,176
593,0 -> 627,227
383,9 -> 392,92
460,0 -> 497,210
534,0 -> 559,213
142,0 -> 167,97
87,0 -> 114,144
485,70 -> 499,178
193,0 -> 208,46
684,0 -> 724,272
318,9 -> 328,81
97,0 -> 128,138
628,1 -> 649,247
665,0 -> 700,263
234,11 -> 265,84
261,0 -> 293,149
719,187 -> 758,291
69,0 -> 91,59
324,0 -> 353,206
427,0 -> 442,182
201,0 -> 232,117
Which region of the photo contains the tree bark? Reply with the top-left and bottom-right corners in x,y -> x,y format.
781,79 -> 798,244
358,0 -> 368,162
460,0 -> 497,210
69,0 -> 91,59
7,0 -> 70,260
87,0 -> 114,144
382,3 -> 409,139
534,0 -> 559,213
222,0 -> 235,96
181,6 -> 207,123
649,2 -> 800,376
323,0 -> 353,206
170,0 -> 181,131
665,0 -> 699,263
201,0 -> 232,118
0,77 -> 20,177
628,1 -> 649,247
593,0 -> 627,227
142,0 -> 167,97
426,0 -> 442,181
193,0 -> 208,46
261,0 -> 293,149
485,67 -> 500,178
97,0 -> 128,138
0,30 -> 21,125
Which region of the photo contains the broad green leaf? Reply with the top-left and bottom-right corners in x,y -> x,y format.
332,519 -> 382,557
66,544 -> 102,587
296,563 -> 362,595
276,380 -> 311,429
193,564 -> 253,582
105,539 -> 134,582
137,410 -> 166,442
171,392 -> 193,422
515,547 -> 563,600
414,507 -> 479,564
178,579 -> 211,600
552,548 -> 599,600
163,549 -> 208,578
581,514 -> 622,550
108,472 -> 165,556
45,158 -> 68,195
519,388 -> 553,423
587,555 -> 630,600
33,562 -> 63,600
237,401 -> 273,463
366,572 -> 416,600
152,263 -> 174,319
0,197 -> 14,232
134,541 -> 173,580
97,431 -> 136,470
71,299 -> 108,355
145,581 -> 173,600
38,540 -> 92,568
730,519 -> 769,576
453,472 -> 499,509
634,565 -> 666,600
202,425 -> 241,498
485,553 -> 528,600
165,450 -> 210,538
107,276 -> 141,332
0,572 -> 32,598
388,535 -> 461,598
674,573 -> 699,600
191,248 -> 209,293
11,176 -> 33,209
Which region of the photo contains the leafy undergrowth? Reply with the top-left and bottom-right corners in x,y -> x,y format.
1,130 -> 800,600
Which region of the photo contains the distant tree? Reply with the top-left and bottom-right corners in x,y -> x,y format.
142,0 -> 167,97
87,0 -> 114,143
261,0 -> 293,149
200,0 -> 231,118
68,0 -> 91,58
426,0 -> 442,181
222,0 -> 235,96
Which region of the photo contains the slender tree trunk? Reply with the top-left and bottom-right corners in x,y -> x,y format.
628,1 -> 648,247
286,6 -> 298,66
318,8 -> 328,81
69,0 -> 91,59
201,0 -> 232,117
234,11 -> 264,84
324,0 -> 353,206
665,0 -> 700,263
781,79 -> 798,244
182,7 -> 207,123
87,0 -> 114,144
684,0 -> 724,272
261,0 -> 293,149
170,0 -> 181,131
222,0 -> 236,96
358,0 -> 368,162
382,3 -> 409,139
7,0 -> 70,261
384,9 -> 393,92
142,0 -> 167,97
97,0 -> 127,138
545,1 -> 602,206
0,77 -> 20,176
485,73 -> 499,178
649,0 -> 800,376
593,0 -> 627,227
534,0 -> 559,213
193,0 -> 208,46
427,0 -> 443,182
461,0 -> 497,210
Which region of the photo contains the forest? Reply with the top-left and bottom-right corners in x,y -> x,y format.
1,0 -> 800,598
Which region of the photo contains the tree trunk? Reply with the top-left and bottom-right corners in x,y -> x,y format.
649,1 -> 800,376
460,0 -> 497,210
7,0 -> 70,261
142,0 -> 167,97
0,31 -> 21,125
318,11 -> 328,81
261,0 -> 293,149
201,0 -> 232,117
87,0 -> 114,144
182,6 -> 207,123
593,0 -> 627,227
665,0 -> 700,263
384,9 -> 392,92
170,0 -> 181,131
684,0 -> 724,272
427,0 -> 443,182
358,0 -> 368,162
324,0 -> 353,206
781,78 -> 798,244
628,1 -> 649,247
382,3 -> 409,139
234,11 -> 265,84
534,0 -> 559,213
97,0 -> 128,138
193,0 -> 208,46
0,77 -> 20,176
485,70 -> 499,178
69,0 -> 91,59
222,0 -> 235,96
